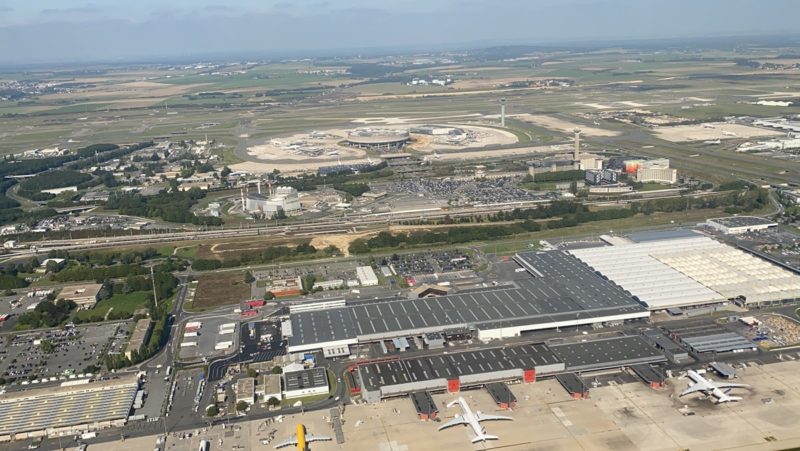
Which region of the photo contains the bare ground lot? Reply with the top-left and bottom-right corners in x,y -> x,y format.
192,272 -> 251,308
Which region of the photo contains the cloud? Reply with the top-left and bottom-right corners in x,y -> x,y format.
203,4 -> 236,13
40,4 -> 102,16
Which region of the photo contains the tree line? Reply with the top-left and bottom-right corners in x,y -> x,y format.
192,242 -> 338,271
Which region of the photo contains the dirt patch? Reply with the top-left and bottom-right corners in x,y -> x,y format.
193,271 -> 251,308
310,232 -> 373,257
197,238 -> 307,261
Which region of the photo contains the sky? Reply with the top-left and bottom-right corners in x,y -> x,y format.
0,0 -> 799,65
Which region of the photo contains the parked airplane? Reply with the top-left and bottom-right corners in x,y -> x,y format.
680,370 -> 749,403
438,397 -> 513,443
273,424 -> 331,450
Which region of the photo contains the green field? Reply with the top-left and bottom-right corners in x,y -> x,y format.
73,291 -> 151,322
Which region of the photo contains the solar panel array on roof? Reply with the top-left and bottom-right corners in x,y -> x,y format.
284,367 -> 328,391
549,335 -> 666,371
289,251 -> 648,350
0,377 -> 139,436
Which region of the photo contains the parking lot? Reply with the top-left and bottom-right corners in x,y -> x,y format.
378,250 -> 474,277
240,320 -> 286,363
178,317 -> 239,362
387,176 -> 544,205
0,322 -> 121,384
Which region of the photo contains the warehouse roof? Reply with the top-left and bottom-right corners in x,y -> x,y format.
358,343 -> 562,392
549,335 -> 666,371
555,373 -> 587,395
485,382 -> 516,405
0,375 -> 138,436
289,251 -> 647,349
631,364 -> 665,385
707,216 -> 777,228
663,323 -> 756,353
410,391 -> 438,416
569,237 -> 725,309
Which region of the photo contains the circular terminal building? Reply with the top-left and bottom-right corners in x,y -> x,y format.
346,128 -> 410,150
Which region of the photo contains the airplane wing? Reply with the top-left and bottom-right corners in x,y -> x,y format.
715,382 -> 749,389
305,434 -> 332,443
438,416 -> 469,431
476,413 -> 513,422
680,382 -> 706,396
272,435 -> 298,449
471,434 -> 499,443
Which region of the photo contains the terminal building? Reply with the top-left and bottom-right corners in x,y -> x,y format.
285,251 -> 649,354
346,128 -> 410,150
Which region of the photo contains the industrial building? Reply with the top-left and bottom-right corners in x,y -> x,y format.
57,283 -> 103,310
663,323 -> 756,355
555,373 -> 589,399
125,318 -> 152,360
485,382 -> 517,409
636,167 -> 677,184
570,235 -> 800,308
286,251 -> 649,353
283,367 -> 329,399
410,391 -> 438,420
236,377 -> 256,405
585,169 -> 618,185
705,216 -> 778,235
0,375 -> 139,442
258,374 -> 282,402
346,128 -> 410,150
242,185 -> 301,217
548,335 -> 666,372
640,329 -> 690,363
631,364 -> 666,389
356,266 -> 379,287
356,343 -> 564,403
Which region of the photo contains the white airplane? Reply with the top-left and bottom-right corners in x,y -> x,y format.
680,370 -> 749,403
438,397 -> 513,443
722,130 -> 737,137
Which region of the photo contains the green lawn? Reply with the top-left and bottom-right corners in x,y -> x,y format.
74,291 -> 151,322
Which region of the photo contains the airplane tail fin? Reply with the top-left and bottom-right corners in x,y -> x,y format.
472,434 -> 498,443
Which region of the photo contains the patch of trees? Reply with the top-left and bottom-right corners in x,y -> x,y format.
19,170 -> 92,193
52,263 -> 148,283
16,300 -> 76,329
277,162 -> 390,192
0,274 -> 28,290
333,183 -> 370,197
192,243 -> 337,271
106,188 -> 222,225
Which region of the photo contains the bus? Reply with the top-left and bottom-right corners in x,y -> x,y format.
166,366 -> 173,377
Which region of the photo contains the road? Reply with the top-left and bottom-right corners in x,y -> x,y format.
2,188 -> 731,262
